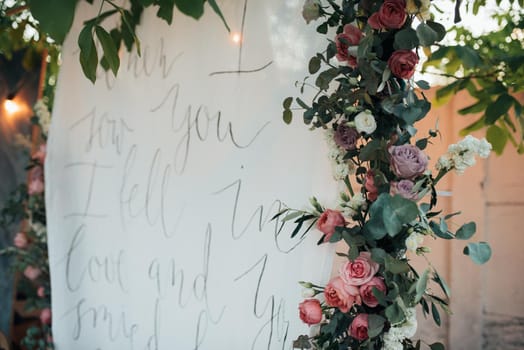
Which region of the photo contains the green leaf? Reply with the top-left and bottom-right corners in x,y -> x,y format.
433,271 -> 451,298
316,22 -> 328,34
455,46 -> 482,69
175,0 -> 205,19
394,28 -> 419,50
157,0 -> 176,24
415,268 -> 429,303
463,242 -> 492,264
431,302 -> 441,326
308,56 -> 321,74
78,25 -> 98,84
384,195 -> 419,236
458,100 -> 488,115
385,302 -> 405,325
429,342 -> 445,350
359,139 -> 382,161
207,0 -> 230,32
371,248 -> 387,264
426,21 -> 446,42
460,117 -> 486,136
416,22 -> 438,47
385,255 -> 410,274
455,222 -> 476,240
315,68 -> 339,90
486,125 -> 508,155
283,97 -> 293,110
28,0 -> 78,44
95,26 -> 120,76
282,110 -> 292,124
429,221 -> 454,239
485,94 -> 515,124
415,80 -> 430,90
367,315 -> 385,338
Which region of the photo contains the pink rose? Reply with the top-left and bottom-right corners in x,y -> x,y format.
32,144 -> 47,164
24,266 -> 42,281
360,277 -> 387,307
390,179 -> 418,200
387,50 -> 419,79
37,286 -> 46,298
364,170 -> 378,202
317,209 -> 346,243
40,308 -> 52,325
340,252 -> 379,286
335,24 -> 363,67
389,144 -> 428,179
13,232 -> 28,249
28,178 -> 45,195
324,276 -> 361,313
368,0 -> 407,30
299,299 -> 323,325
349,313 -> 369,341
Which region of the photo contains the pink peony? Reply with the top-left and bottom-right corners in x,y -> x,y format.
389,144 -> 428,179
13,232 -> 28,249
324,276 -> 361,313
388,50 -> 419,79
360,277 -> 387,307
335,24 -> 363,67
40,308 -> 52,325
37,286 -> 46,298
340,252 -> 379,286
299,299 -> 323,325
364,170 -> 379,202
350,313 -> 369,341
24,266 -> 42,281
368,0 -> 407,30
317,209 -> 346,243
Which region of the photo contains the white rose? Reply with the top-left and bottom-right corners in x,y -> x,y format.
354,110 -> 377,134
302,0 -> 321,24
405,232 -> 424,252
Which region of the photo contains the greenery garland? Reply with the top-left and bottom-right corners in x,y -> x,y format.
275,1 -> 493,349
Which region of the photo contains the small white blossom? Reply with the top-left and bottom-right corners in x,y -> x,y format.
436,135 -> 492,175
333,162 -> 349,180
405,232 -> 424,253
354,110 -> 377,134
34,99 -> 51,135
302,288 -> 316,298
382,308 -> 418,349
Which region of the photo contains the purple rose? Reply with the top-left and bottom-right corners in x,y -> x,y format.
390,180 -> 418,200
389,144 -> 428,179
334,124 -> 360,150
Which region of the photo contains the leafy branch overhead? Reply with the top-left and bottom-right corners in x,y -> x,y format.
26,0 -> 229,83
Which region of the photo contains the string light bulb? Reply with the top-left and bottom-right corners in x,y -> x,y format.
230,32 -> 242,45
4,98 -> 21,116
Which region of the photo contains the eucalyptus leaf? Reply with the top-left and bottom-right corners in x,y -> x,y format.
309,56 -> 321,74
463,242 -> 492,264
455,222 -> 476,240
415,268 -> 429,303
429,342 -> 445,350
431,302 -> 441,326
367,315 -> 386,338
416,22 -> 438,47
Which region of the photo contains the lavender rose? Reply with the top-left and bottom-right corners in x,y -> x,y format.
334,124 -> 360,150
389,144 -> 428,179
390,179 -> 418,200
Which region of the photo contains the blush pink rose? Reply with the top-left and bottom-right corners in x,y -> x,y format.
388,50 -> 419,79
360,277 -> 387,307
24,266 -> 42,281
40,308 -> 52,325
317,209 -> 346,243
368,0 -> 407,30
350,313 -> 369,341
13,232 -> 28,249
364,170 -> 378,202
37,286 -> 46,298
28,178 -> 45,195
389,144 -> 428,179
32,144 -> 47,164
299,299 -> 323,325
335,24 -> 363,67
340,252 -> 379,286
324,276 -> 361,313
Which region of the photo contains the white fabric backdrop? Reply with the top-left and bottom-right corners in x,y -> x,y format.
46,1 -> 337,349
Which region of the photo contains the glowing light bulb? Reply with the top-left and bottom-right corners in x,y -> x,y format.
4,99 -> 21,115
230,32 -> 242,45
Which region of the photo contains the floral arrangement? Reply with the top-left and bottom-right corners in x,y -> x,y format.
1,100 -> 53,350
277,1 -> 493,349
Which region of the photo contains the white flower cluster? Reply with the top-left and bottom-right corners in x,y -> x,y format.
382,308 -> 418,350
34,99 -> 51,136
436,135 -> 492,175
325,129 -> 356,180
340,192 -> 367,218
405,232 -> 424,253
